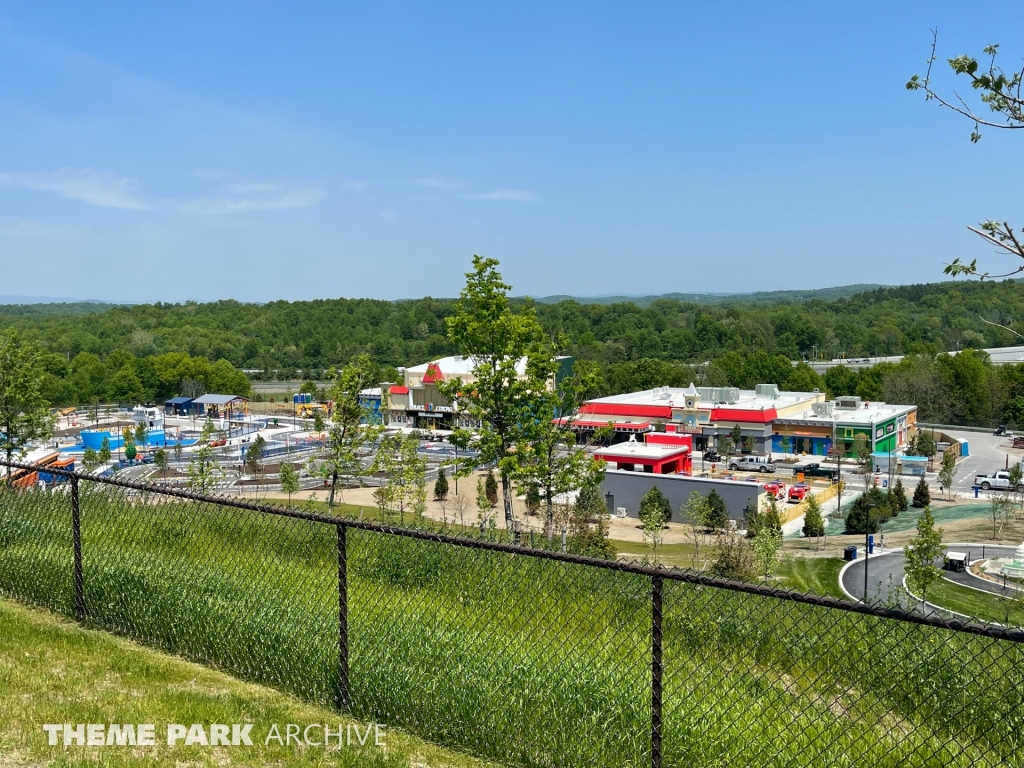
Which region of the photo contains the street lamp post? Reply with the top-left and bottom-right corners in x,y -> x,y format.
863,503 -> 876,604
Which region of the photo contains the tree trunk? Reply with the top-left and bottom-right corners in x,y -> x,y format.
328,469 -> 338,513
545,493 -> 554,541
500,471 -> 515,535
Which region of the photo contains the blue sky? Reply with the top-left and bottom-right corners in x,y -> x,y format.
0,2 -> 1021,303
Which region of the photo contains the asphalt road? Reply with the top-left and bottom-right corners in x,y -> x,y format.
942,430 -> 1024,491
841,544 -> 1022,611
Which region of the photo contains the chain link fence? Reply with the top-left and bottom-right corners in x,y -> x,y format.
1,459 -> 1023,767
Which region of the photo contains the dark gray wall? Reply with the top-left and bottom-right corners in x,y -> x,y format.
600,470 -> 764,522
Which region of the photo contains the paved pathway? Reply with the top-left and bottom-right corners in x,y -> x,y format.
840,543 -> 1022,612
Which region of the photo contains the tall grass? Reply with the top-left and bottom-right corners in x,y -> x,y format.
1,483 -> 1022,767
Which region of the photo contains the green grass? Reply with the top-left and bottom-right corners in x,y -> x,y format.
0,596 -> 490,767
2,484 -> 1024,767
927,578 -> 1024,626
775,556 -> 849,600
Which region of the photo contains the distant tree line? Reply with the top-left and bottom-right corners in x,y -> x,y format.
8,279 -> 1024,423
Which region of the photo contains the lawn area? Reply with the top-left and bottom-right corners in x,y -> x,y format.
0,597 -> 491,768
775,556 -> 849,600
926,578 -> 1024,627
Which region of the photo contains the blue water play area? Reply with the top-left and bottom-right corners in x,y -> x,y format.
63,430 -> 199,452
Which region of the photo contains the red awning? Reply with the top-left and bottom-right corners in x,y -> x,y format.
389,386 -> 410,395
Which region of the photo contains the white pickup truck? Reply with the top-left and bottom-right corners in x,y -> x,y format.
973,470 -> 1024,491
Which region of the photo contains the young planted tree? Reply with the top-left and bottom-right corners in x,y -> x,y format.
681,490 -> 711,569
511,355 -> 604,541
484,469 -> 499,508
639,487 -> 669,558
476,476 -> 492,534
704,489 -> 730,532
0,329 -> 54,482
280,462 -> 300,505
939,451 -> 957,500
903,506 -> 945,606
916,431 -> 937,469
892,477 -> 909,512
989,495 -> 1012,539
752,525 -> 783,581
909,476 -> 930,508
434,466 -> 449,501
188,442 -> 221,493
98,437 -> 112,466
317,355 -> 383,513
524,483 -> 541,516
763,495 -> 783,535
82,447 -> 100,473
566,483 -> 615,559
438,256 -> 547,534
802,493 -> 826,549
134,421 -> 147,448
1010,462 -> 1024,515
711,532 -> 754,581
153,449 -> 168,474
172,439 -> 183,465
245,435 -> 267,497
730,424 -> 743,453
852,433 -> 873,490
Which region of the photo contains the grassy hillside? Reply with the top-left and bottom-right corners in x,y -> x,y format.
1,482 -> 1021,767
0,596 -> 488,767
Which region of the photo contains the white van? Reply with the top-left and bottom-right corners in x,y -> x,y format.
728,455 -> 776,473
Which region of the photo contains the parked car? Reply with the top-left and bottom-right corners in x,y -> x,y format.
728,455 -> 776,473
209,438 -> 227,447
763,480 -> 786,499
793,462 -> 839,481
994,425 -> 1012,436
703,450 -> 723,463
787,484 -> 810,503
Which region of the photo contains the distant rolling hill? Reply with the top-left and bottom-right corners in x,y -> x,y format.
530,284 -> 887,307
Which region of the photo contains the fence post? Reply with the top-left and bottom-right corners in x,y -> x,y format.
71,476 -> 85,622
651,574 -> 663,768
336,523 -> 350,711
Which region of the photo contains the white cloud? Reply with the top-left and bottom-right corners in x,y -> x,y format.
465,189 -> 540,202
414,176 -> 465,190
181,185 -> 326,215
0,168 -> 148,209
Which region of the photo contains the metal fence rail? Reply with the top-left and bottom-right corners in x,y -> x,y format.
1,458 -> 1023,768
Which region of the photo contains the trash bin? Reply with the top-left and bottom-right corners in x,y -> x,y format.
973,485 -> 979,498
868,534 -> 875,554
844,546 -> 858,561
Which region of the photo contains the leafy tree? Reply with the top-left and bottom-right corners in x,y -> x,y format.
187,442 -> 221,493
0,329 -> 54,480
438,256 -> 546,534
845,487 -> 891,534
763,496 -> 783,535
802,493 -> 826,546
1010,462 -> 1023,513
705,489 -> 730,532
903,506 -> 945,605
512,355 -> 604,541
524,483 -> 541,516
153,449 -> 168,473
172,439 -> 183,465
245,435 -> 267,496
682,490 -> 711,568
912,476 -> 931,508
743,498 -> 764,538
476,476 -> 492,534
312,409 -> 326,435
908,35 -> 1024,278
317,355 -> 383,512
711,532 -> 754,581
484,469 -> 498,508
730,424 -> 743,452
639,487 -> 669,557
566,484 -> 615,559
752,525 -> 783,580
989,495 -> 1013,539
938,451 -> 956,499
82,447 -> 100,472
134,421 -> 147,448
434,466 -> 449,501
98,437 -> 111,466
891,477 -> 909,512
280,462 -> 300,505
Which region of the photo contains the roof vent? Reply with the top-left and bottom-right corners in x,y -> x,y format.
755,383 -> 780,399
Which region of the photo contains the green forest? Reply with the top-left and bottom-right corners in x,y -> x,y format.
4,278 -> 1024,426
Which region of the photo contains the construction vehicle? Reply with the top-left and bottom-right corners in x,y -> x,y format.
296,402 -> 330,419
